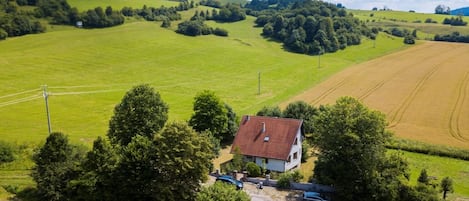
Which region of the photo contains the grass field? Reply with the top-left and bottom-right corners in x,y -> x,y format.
285,41 -> 469,150
67,0 -> 180,11
0,17 -> 407,145
351,10 -> 469,37
389,150 -> 469,199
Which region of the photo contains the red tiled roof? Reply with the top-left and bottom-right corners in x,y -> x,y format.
231,116 -> 303,161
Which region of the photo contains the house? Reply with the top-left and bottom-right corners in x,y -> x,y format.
231,115 -> 303,172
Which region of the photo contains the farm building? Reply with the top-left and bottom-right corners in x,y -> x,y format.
231,115 -> 303,172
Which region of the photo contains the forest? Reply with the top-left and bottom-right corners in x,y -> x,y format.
246,0 -> 375,55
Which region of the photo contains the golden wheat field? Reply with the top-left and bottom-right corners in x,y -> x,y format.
286,41 -> 469,149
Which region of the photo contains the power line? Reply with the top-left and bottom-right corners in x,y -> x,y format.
0,95 -> 41,107
50,89 -> 123,96
0,88 -> 41,99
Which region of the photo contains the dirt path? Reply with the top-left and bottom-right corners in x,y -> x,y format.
284,41 -> 469,149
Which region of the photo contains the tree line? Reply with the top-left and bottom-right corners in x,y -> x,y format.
0,0 -> 46,39
442,16 -> 467,26
435,31 -> 469,43
247,0 -> 374,55
0,0 -> 194,40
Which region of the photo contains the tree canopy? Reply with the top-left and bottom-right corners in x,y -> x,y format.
248,0 -> 372,55
312,97 -> 443,201
107,84 -> 168,146
440,177 -> 454,200
283,101 -> 317,134
313,97 -> 390,201
189,90 -> 229,141
31,132 -> 85,201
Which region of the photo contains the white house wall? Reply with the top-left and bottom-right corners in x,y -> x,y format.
254,157 -> 286,172
284,128 -> 302,171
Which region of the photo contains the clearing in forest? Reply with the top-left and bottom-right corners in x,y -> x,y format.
286,41 -> 469,149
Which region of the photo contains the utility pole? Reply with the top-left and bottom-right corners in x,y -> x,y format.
258,72 -> 261,95
42,85 -> 52,134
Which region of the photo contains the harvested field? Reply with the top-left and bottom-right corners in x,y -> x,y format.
285,42 -> 469,149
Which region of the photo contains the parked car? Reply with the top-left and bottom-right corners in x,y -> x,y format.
215,175 -> 244,190
302,191 -> 328,201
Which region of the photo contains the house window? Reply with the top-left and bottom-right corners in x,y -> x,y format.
293,152 -> 298,160
294,137 -> 298,145
263,158 -> 269,164
287,156 -> 291,163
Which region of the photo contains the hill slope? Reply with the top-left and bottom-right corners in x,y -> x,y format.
0,17 -> 406,144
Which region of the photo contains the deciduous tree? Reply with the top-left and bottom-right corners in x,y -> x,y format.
154,121 -> 214,200
256,105 -> 282,117
283,101 -> 317,134
440,177 -> 454,200
313,97 -> 390,201
189,90 -> 228,140
107,84 -> 168,146
32,132 -> 84,201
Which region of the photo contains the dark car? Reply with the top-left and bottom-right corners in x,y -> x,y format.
215,175 -> 244,190
302,191 -> 328,201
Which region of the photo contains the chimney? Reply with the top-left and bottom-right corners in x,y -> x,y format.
261,122 -> 265,133
244,115 -> 250,124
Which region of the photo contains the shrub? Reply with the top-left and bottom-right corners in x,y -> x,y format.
0,29 -> 8,40
245,162 -> 261,177
277,170 -> 303,189
197,182 -> 250,201
404,35 -> 415,44
0,141 -> 15,164
277,173 -> 291,188
176,20 -> 212,36
213,28 -> 228,37
2,185 -> 19,194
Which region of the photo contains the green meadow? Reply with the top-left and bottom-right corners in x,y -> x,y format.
67,0 -> 181,10
389,150 -> 469,199
0,16 -> 407,145
351,10 -> 469,37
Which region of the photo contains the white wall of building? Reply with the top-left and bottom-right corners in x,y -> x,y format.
284,129 -> 302,171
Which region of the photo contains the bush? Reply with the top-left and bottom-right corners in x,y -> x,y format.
404,35 -> 415,44
277,170 -> 303,189
0,141 -> 15,164
245,162 -> 261,177
213,27 -> 228,36
197,182 -> 250,201
176,20 -> 212,36
0,28 -> 7,40
2,185 -> 19,194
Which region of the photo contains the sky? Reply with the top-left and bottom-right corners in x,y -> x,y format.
324,0 -> 469,13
